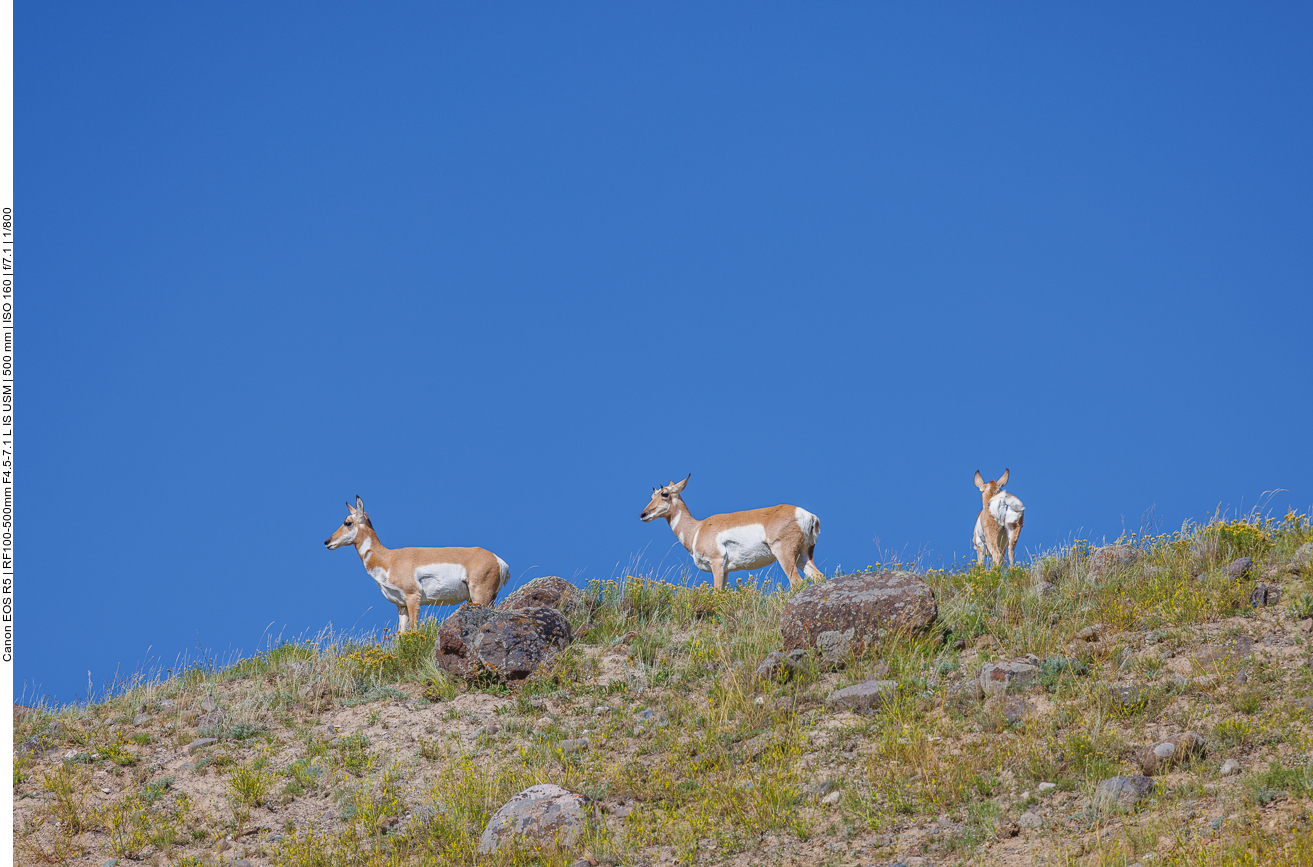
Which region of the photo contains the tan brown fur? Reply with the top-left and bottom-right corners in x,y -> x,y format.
973,469 -> 1025,566
640,475 -> 822,590
325,498 -> 506,632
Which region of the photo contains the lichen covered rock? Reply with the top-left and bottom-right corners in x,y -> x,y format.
780,571 -> 937,661
436,604 -> 572,682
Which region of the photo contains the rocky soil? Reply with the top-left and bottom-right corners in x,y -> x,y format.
12,528 -> 1313,866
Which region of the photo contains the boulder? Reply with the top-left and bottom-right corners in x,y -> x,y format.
979,659 -> 1039,697
1085,545 -> 1141,583
1134,731 -> 1206,775
824,679 -> 899,715
754,649 -> 809,683
1093,775 -> 1155,813
1249,585 -> 1281,607
1291,541 -> 1313,573
185,737 -> 218,755
197,709 -> 226,733
780,571 -> 937,662
478,784 -> 590,854
498,576 -> 584,616
1225,558 -> 1253,579
436,604 -> 572,683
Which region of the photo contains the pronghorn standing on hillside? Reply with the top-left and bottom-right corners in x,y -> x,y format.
973,469 -> 1025,566
640,475 -> 823,590
324,497 -> 510,633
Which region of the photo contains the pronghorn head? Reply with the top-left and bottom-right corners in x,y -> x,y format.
325,496 -> 371,549
640,475 -> 690,522
973,469 -> 1010,507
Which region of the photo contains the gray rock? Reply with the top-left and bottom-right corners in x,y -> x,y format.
1093,776 -> 1155,813
1018,810 -> 1042,828
1104,684 -> 1147,710
979,660 -> 1039,697
132,713 -> 151,726
1075,624 -> 1105,642
994,695 -> 1029,725
1134,731 -> 1206,775
1249,585 -> 1281,607
558,738 -> 589,754
1037,782 -> 1057,795
1220,759 -> 1241,777
1291,541 -> 1313,572
497,576 -> 585,615
1086,546 -> 1141,584
436,604 -> 573,683
780,570 -> 937,660
1032,582 -> 1057,598
824,679 -> 899,714
945,675 -> 985,706
185,737 -> 218,755
400,803 -> 448,834
196,709 -> 226,732
200,696 -> 217,713
592,705 -> 610,716
814,630 -> 855,667
1225,557 -> 1253,579
478,784 -> 589,854
806,778 -> 841,796
755,648 -> 810,682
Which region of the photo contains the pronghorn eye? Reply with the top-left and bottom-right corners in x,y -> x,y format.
661,492 -> 669,499
344,520 -> 353,526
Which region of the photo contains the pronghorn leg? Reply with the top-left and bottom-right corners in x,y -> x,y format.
712,561 -> 727,592
405,596 -> 420,632
396,606 -> 409,635
770,542 -> 804,590
1006,528 -> 1020,566
988,532 -> 1007,568
802,539 -> 823,579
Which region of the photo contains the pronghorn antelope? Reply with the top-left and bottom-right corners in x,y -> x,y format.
973,469 -> 1025,566
639,475 -> 823,590
324,497 -> 510,633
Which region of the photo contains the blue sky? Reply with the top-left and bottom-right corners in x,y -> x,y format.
21,3 -> 1313,703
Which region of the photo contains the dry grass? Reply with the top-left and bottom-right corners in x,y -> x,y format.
12,511 -> 1313,865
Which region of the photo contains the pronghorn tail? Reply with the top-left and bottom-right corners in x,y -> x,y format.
495,556 -> 511,592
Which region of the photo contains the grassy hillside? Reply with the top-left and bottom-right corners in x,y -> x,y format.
13,512 -> 1313,866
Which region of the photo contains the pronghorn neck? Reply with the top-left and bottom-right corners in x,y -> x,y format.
354,526 -> 390,571
666,498 -> 701,552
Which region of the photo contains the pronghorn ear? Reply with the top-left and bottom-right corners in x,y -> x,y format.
974,471 -> 985,490
997,469 -> 1009,488
670,474 -> 690,493
355,495 -> 365,512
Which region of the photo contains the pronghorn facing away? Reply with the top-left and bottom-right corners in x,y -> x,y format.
324,497 -> 509,633
973,469 -> 1025,566
640,475 -> 823,590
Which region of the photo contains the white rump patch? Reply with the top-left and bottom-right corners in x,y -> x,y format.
989,493 -> 1025,527
413,562 -> 473,604
794,507 -> 819,541
716,524 -> 775,571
